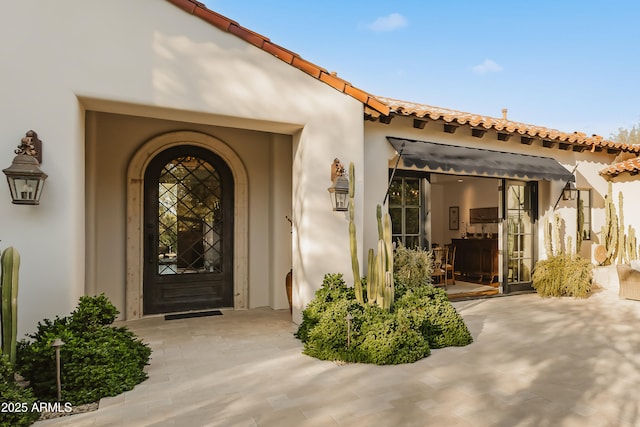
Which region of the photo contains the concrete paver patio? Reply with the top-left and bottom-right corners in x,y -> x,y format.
34,281 -> 640,427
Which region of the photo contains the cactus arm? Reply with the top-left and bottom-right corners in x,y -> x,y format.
1,247 -> 19,366
376,205 -> 384,241
367,249 -> 375,303
376,239 -> 385,307
347,162 -> 364,304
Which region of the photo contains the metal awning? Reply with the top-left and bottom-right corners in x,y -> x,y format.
387,137 -> 575,182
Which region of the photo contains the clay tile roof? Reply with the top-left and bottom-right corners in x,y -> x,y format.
166,0 -> 389,116
377,96 -> 640,154
600,157 -> 640,178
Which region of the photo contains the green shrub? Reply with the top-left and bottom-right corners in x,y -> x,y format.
394,286 -> 473,348
16,294 -> 151,405
0,354 -> 40,427
532,254 -> 593,298
296,272 -> 471,365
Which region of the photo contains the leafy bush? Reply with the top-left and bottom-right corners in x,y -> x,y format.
0,354 -> 40,427
16,294 -> 151,405
296,273 -> 471,365
394,285 -> 473,348
532,254 -> 593,298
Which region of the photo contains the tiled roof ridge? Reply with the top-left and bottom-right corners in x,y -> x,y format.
166,0 -> 389,116
600,156 -> 640,178
376,96 -> 640,154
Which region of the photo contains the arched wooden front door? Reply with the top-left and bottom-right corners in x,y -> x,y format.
143,145 -> 234,314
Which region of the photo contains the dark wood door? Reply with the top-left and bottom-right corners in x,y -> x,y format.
143,145 -> 234,314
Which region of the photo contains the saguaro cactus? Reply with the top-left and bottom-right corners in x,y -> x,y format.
601,183 -> 618,265
576,197 -> 584,253
618,191 -> 626,264
627,225 -> 638,261
347,162 -> 364,304
1,247 -> 20,367
346,163 -> 394,311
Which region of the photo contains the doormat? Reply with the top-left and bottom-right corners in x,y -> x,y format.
164,310 -> 223,321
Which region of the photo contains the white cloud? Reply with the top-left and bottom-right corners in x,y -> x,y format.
368,13 -> 408,32
472,59 -> 503,74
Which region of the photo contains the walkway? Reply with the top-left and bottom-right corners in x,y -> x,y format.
35,283 -> 640,426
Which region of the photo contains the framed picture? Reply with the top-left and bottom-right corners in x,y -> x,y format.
449,206 -> 459,230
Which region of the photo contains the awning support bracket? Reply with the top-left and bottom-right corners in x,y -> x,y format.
383,141 -> 405,206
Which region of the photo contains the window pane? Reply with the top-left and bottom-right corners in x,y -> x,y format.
405,208 -> 419,234
405,236 -> 419,249
390,207 -> 402,234
389,179 -> 402,205
404,178 -> 420,205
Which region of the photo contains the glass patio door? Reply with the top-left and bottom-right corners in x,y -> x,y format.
503,180 -> 537,293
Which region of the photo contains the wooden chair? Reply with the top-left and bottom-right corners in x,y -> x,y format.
431,246 -> 448,290
444,244 -> 456,287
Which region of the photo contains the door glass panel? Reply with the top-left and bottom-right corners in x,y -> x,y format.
506,182 -> 534,287
157,156 -> 222,275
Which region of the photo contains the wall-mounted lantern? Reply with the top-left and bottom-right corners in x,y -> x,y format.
561,180 -> 578,201
327,158 -> 349,211
2,131 -> 48,205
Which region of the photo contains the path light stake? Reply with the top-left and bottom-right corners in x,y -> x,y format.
51,338 -> 65,401
346,312 -> 353,348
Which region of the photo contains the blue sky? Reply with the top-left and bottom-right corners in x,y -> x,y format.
202,1 -> 640,139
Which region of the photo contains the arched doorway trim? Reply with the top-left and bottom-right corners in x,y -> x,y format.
126,131 -> 248,318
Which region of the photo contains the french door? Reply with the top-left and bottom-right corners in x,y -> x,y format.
143,145 -> 234,314
503,180 -> 537,293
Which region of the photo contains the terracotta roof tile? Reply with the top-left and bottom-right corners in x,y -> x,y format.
165,0 -> 389,116
376,97 -> 640,154
600,157 -> 640,178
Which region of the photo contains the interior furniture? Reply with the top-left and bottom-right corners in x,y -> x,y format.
431,246 -> 448,289
617,264 -> 640,301
444,243 -> 456,286
451,238 -> 498,282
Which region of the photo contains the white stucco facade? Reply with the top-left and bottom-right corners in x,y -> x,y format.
2,1 -> 639,339
1,0 -> 364,336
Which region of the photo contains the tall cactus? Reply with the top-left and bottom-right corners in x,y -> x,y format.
347,162 -> 364,304
1,247 -> 20,367
601,182 -> 618,265
346,162 -> 394,311
618,190 -> 626,264
576,197 -> 584,254
627,225 -> 637,261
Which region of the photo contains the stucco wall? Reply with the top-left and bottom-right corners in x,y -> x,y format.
86,112 -> 294,316
1,0 -> 364,334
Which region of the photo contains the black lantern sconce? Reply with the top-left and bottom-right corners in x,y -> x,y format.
553,178 -> 578,210
561,180 -> 578,201
327,158 -> 349,211
3,131 -> 48,205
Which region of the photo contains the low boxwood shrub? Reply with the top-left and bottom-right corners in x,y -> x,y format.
0,354 -> 40,427
16,294 -> 151,405
296,272 -> 472,365
532,254 -> 593,298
